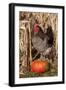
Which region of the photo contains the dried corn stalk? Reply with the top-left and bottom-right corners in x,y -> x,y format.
19,20 -> 32,74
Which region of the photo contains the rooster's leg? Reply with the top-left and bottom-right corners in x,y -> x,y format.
40,52 -> 46,60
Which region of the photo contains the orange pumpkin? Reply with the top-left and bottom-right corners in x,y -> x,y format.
31,60 -> 49,73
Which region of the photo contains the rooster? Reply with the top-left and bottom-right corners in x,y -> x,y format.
32,22 -> 54,60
